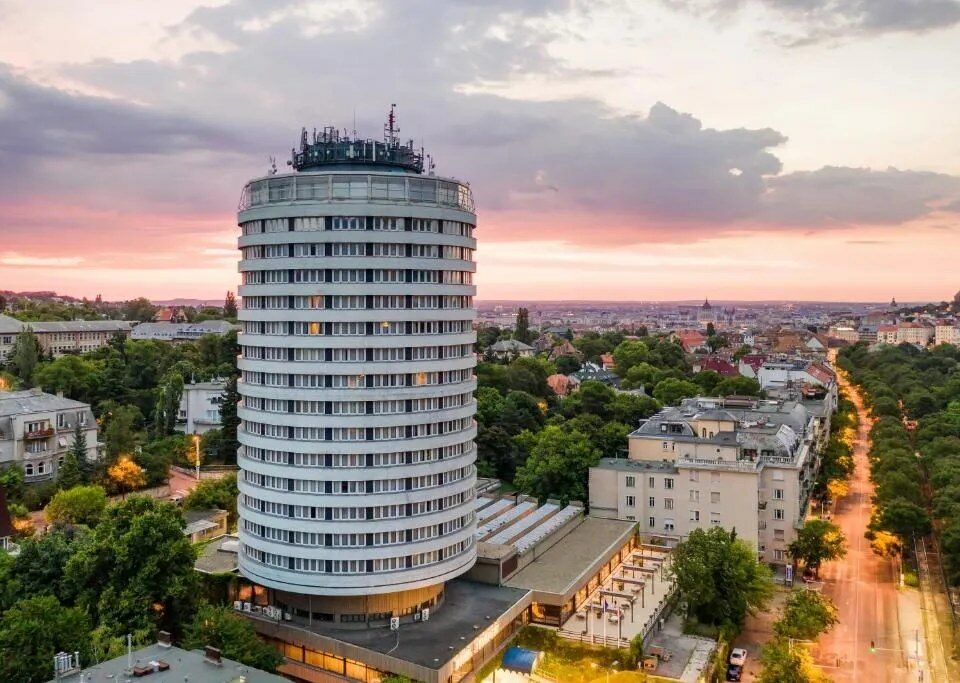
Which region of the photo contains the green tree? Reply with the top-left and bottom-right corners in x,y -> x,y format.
32,355 -> 103,406
670,527 -> 773,626
64,496 -> 198,639
9,327 -> 40,386
652,378 -> 700,406
774,590 -> 839,640
101,403 -> 144,460
874,498 -> 931,539
612,340 -> 650,376
183,603 -> 282,672
44,485 -> 108,527
514,426 -> 601,504
714,376 -> 762,397
758,638 -> 829,683
219,375 -> 240,465
223,291 -> 238,318
10,528 -> 85,604
184,473 -> 239,526
0,595 -> 93,683
152,370 -> 185,437
788,520 -> 847,578
514,307 -> 532,344
121,297 -> 158,322
57,423 -> 89,490
554,354 -> 581,375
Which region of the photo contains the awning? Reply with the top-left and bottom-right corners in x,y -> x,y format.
500,647 -> 540,675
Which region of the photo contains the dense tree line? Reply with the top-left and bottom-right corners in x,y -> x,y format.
839,343 -> 960,583
0,493 -> 273,682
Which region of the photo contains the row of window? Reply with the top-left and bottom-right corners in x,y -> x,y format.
241,343 -> 472,362
241,319 -> 471,336
242,393 -> 472,415
241,217 -> 474,237
242,465 -> 472,494
240,368 -> 473,388
242,515 -> 468,547
243,538 -> 472,574
242,417 -> 473,442
241,442 -> 472,468
242,294 -> 473,310
242,268 -> 473,286
243,243 -> 473,261
241,490 -> 471,521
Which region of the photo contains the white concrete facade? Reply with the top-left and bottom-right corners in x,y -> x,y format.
177,381 -> 226,435
235,169 -> 478,597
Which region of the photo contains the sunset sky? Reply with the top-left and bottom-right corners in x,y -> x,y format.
1,0 -> 959,302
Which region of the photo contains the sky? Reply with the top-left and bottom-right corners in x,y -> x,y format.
1,0 -> 959,303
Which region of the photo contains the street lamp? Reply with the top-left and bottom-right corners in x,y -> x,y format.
193,433 -> 201,481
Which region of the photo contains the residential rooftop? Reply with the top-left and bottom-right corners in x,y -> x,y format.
0,388 -> 90,417
46,642 -> 287,683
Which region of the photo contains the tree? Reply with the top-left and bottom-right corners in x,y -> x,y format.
514,307 -> 532,344
45,485 -> 108,527
64,496 -> 198,639
107,456 -> 146,497
758,638 -> 830,683
0,595 -> 93,683
219,375 -> 240,465
9,327 -> 40,386
706,322 -> 716,337
788,519 -> 847,577
714,376 -> 761,397
183,603 -> 282,672
32,355 -> 104,406
102,403 -> 144,460
57,423 -> 89,490
514,426 -> 601,504
554,354 -> 581,375
10,528 -> 86,604
612,340 -> 650,376
184,473 -> 238,526
670,527 -> 773,626
152,370 -> 184,437
874,498 -> 931,538
223,291 -> 238,318
121,297 -> 158,322
774,590 -> 838,640
653,378 -> 700,406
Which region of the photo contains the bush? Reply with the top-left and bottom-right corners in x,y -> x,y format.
903,571 -> 920,588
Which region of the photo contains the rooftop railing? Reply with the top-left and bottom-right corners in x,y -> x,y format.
238,172 -> 475,213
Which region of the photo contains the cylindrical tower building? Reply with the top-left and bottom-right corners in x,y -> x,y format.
235,118 -> 477,624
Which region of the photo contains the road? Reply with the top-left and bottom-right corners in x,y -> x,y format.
813,369 -> 910,682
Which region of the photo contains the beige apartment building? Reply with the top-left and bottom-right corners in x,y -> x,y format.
934,321 -> 960,346
590,395 -> 833,566
0,314 -> 132,360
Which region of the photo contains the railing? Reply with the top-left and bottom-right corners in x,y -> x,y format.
23,427 -> 54,440
238,172 -> 476,213
677,457 -> 758,472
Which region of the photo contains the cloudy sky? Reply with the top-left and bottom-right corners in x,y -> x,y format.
1,0 -> 959,302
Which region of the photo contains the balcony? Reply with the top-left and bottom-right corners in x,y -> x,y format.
23,427 -> 54,440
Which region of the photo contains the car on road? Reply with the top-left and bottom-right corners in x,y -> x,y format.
729,648 -> 747,667
168,490 -> 188,505
726,663 -> 743,681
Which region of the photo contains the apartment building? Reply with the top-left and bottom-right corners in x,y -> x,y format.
0,388 -> 99,483
877,322 -> 935,346
131,319 -> 237,342
934,320 -> 960,346
176,380 -> 226,435
0,314 -> 132,360
589,395 -> 832,565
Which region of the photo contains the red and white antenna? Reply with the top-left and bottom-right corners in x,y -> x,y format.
384,104 -> 398,145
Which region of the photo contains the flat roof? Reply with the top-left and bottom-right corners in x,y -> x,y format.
254,580 -> 529,671
594,457 -> 679,473
195,534 -> 240,574
505,517 -> 636,595
47,643 -> 286,683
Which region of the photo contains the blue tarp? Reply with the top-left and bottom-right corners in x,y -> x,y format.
501,646 -> 540,674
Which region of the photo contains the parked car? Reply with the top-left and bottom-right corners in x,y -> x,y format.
729,648 -> 748,666
726,663 -> 743,681
169,490 -> 188,505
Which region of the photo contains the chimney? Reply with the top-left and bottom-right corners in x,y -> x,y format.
204,646 -> 222,666
157,631 -> 172,648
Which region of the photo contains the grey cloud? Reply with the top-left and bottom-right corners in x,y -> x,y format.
763,166 -> 960,224
665,0 -> 960,43
1,0 -> 958,252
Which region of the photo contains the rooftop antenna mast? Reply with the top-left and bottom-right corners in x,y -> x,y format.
384,103 -> 398,146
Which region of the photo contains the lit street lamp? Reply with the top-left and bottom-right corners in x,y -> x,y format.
193,433 -> 201,481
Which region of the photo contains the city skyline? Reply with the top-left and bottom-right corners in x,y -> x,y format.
2,0 -> 960,301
